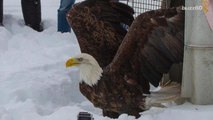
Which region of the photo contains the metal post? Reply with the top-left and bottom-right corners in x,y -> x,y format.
0,0 -> 3,25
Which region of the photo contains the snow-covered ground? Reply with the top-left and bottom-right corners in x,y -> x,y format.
1,0 -> 213,120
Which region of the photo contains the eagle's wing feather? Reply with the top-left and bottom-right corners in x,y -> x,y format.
67,0 -> 134,67
108,7 -> 184,87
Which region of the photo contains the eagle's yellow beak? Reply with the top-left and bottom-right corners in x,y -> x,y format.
66,58 -> 80,68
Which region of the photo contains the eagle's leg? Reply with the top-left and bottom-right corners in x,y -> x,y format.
102,110 -> 120,118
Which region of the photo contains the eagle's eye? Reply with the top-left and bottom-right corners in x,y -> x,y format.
77,58 -> 83,62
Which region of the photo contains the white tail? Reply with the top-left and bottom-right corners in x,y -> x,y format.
145,82 -> 185,109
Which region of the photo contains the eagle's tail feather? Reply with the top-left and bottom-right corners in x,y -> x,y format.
144,82 -> 184,109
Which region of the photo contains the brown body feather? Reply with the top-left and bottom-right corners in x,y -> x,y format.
67,0 -> 184,118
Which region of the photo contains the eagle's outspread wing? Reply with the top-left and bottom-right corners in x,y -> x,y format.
108,7 -> 184,88
67,0 -> 134,67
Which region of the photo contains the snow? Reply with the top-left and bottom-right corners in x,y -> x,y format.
0,0 -> 213,120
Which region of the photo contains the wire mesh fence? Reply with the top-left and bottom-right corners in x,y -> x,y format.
124,0 -> 169,17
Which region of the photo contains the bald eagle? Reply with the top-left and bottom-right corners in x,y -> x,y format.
66,0 -> 184,118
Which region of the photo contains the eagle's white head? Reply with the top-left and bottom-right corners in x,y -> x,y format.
66,53 -> 103,86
